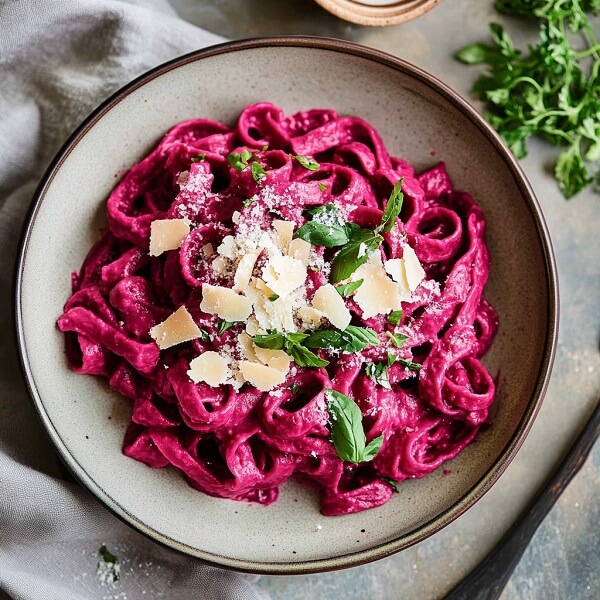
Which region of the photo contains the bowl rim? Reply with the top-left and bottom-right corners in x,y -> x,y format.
14,35 -> 559,575
313,0 -> 444,27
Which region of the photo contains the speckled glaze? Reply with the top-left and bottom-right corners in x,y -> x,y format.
314,0 -> 444,26
15,37 -> 557,574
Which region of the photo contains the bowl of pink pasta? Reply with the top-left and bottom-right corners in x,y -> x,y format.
15,37 -> 557,573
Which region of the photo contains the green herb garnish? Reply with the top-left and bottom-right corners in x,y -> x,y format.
295,155 -> 320,170
251,161 -> 266,184
218,320 -> 235,335
318,182 -> 328,192
303,325 -> 380,353
365,362 -> 392,389
294,221 -> 351,247
457,2 -> 600,198
253,332 -> 328,368
199,328 -> 211,343
398,358 -> 422,372
190,153 -> 206,163
335,279 -> 364,297
387,310 -> 403,326
375,179 -> 404,234
382,477 -> 400,492
242,197 -> 257,208
325,389 -> 384,463
98,545 -> 120,582
268,293 -> 280,301
290,383 -> 299,394
386,331 -> 409,348
330,232 -> 382,283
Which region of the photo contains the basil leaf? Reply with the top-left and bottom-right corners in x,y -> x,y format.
294,221 -> 350,247
365,362 -> 391,389
325,389 -> 365,463
318,182 -> 327,192
342,325 -> 380,351
251,161 -> 266,184
330,235 -> 381,283
198,328 -> 211,343
268,293 -> 279,301
387,310 -> 403,326
303,326 -> 379,353
218,320 -> 235,335
253,333 -> 285,350
285,332 -> 310,345
398,358 -> 422,372
287,343 -> 329,367
227,152 -> 248,171
386,332 -> 408,348
376,179 -> 404,233
382,477 -> 400,492
362,434 -> 384,462
190,153 -> 206,162
98,545 -> 118,564
295,155 -> 320,170
387,352 -> 398,367
336,279 -> 363,297
302,329 -> 344,350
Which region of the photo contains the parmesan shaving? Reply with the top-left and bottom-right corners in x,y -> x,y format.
311,283 -> 351,330
149,219 -> 190,257
233,250 -> 260,292
353,254 -> 405,318
297,305 -> 322,329
272,220 -> 295,252
402,245 -> 426,291
187,351 -> 231,387
253,346 -> 292,373
200,284 -> 253,321
288,238 -> 311,266
262,255 -> 307,299
239,361 -> 286,391
149,306 -> 201,350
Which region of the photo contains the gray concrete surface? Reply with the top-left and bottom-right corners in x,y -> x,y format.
168,2 -> 600,598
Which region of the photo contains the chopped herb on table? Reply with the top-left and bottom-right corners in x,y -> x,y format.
456,0 -> 600,198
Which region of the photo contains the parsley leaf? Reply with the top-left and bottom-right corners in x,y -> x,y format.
398,358 -> 422,372
218,320 -> 235,335
251,161 -> 266,184
335,279 -> 364,297
386,331 -> 408,348
295,155 -> 320,170
457,3 -> 600,198
99,545 -> 118,564
365,362 -> 391,389
387,310 -> 403,326
325,389 -> 384,463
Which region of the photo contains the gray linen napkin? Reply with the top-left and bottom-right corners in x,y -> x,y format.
0,1 -> 270,598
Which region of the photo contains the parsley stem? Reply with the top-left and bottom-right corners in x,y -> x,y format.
574,44 -> 600,60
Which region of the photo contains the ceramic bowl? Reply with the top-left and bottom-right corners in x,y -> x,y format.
314,0 -> 444,26
15,37 -> 558,574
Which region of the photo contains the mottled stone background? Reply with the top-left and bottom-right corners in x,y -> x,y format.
166,2 -> 600,598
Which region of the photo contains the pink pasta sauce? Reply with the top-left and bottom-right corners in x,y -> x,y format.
58,103 -> 498,516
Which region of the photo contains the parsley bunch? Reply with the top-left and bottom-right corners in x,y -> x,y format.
457,0 -> 600,198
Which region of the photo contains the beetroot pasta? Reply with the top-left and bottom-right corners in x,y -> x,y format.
58,102 -> 498,516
